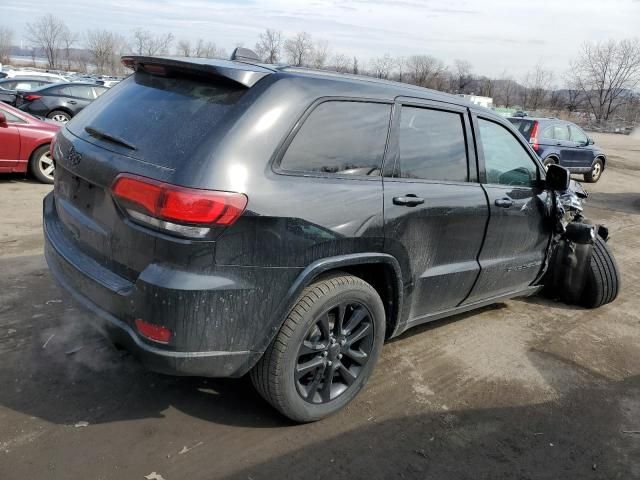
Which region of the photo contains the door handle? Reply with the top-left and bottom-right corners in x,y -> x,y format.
393,195 -> 425,207
495,198 -> 513,208
68,100 -> 77,105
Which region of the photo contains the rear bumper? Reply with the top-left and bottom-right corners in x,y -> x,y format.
43,192 -> 299,377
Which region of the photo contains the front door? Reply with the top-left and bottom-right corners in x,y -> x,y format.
383,100 -> 488,321
463,115 -> 551,304
0,107 -> 22,169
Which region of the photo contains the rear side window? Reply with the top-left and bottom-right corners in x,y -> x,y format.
49,86 -> 71,96
553,125 -> 570,141
69,85 -> 95,99
395,106 -> 468,182
66,72 -> 245,169
279,101 -> 391,176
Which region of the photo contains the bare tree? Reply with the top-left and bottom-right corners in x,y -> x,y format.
570,39 -> 640,122
396,56 -> 406,83
332,53 -> 350,73
284,32 -> 313,66
192,39 -> 225,59
311,39 -> 330,69
176,39 -> 191,57
522,63 -> 553,111
132,29 -> 174,56
61,29 -> 78,71
86,30 -> 128,75
255,29 -> 282,64
495,71 -> 516,108
0,26 -> 12,64
406,54 -> 447,89
352,56 -> 359,74
370,53 -> 394,79
453,59 -> 473,93
25,14 -> 69,68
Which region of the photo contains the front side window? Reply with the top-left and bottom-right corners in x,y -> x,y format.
0,108 -> 25,123
395,106 -> 468,182
69,85 -> 95,99
569,125 -> 588,144
478,119 -> 538,187
280,101 -> 391,176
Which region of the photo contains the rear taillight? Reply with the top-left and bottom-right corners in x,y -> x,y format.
529,121 -> 539,151
23,94 -> 42,102
111,174 -> 248,238
135,318 -> 172,344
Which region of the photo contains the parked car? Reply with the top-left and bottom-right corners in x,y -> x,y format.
0,77 -> 57,105
508,117 -> 606,183
16,82 -> 108,123
0,102 -> 60,183
44,52 -> 619,422
4,69 -> 68,83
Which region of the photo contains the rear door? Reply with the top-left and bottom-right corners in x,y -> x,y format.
383,99 -> 488,320
66,85 -> 95,113
463,114 -> 551,304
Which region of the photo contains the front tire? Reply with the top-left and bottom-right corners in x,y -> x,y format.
543,157 -> 557,169
29,144 -> 55,184
584,158 -> 603,183
251,273 -> 385,422
580,235 -> 620,308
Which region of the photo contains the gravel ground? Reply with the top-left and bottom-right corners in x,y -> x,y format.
0,132 -> 638,480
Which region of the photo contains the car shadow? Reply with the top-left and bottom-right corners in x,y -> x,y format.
0,172 -> 43,185
585,191 -> 640,215
0,254 -> 289,429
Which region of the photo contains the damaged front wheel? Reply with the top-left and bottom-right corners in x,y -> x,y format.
580,235 -> 620,308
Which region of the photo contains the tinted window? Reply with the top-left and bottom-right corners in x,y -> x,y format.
553,125 -> 570,141
69,85 -> 95,99
48,85 -> 71,96
569,125 -> 588,144
479,119 -> 538,187
396,106 -> 467,181
280,101 -> 391,175
0,108 -> 25,123
93,86 -> 108,97
0,81 -> 17,90
66,72 -> 245,169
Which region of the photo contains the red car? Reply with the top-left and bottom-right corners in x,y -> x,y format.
0,102 -> 60,183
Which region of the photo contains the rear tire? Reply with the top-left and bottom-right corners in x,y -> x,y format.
251,273 -> 385,422
584,158 -> 603,183
580,236 -> 620,308
47,110 -> 71,123
29,144 -> 54,184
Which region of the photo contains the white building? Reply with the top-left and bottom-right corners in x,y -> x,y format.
459,94 -> 494,109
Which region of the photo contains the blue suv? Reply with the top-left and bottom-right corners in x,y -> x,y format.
508,117 -> 606,182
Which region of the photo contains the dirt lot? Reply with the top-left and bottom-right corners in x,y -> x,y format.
0,133 -> 639,480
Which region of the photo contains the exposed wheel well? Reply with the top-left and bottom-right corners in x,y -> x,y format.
544,155 -> 558,164
29,142 -> 51,161
594,155 -> 606,168
322,263 -> 401,339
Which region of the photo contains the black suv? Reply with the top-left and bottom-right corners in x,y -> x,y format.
44,53 -> 619,422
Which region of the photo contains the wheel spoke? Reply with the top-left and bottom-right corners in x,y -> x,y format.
338,362 -> 356,386
298,339 -> 326,356
305,365 -> 326,400
296,356 -> 325,379
320,364 -> 336,402
43,165 -> 55,176
344,306 -> 367,334
335,304 -> 346,335
345,322 -> 372,348
318,313 -> 331,340
343,348 -> 368,366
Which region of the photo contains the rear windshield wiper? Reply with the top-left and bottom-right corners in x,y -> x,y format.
85,126 -> 137,151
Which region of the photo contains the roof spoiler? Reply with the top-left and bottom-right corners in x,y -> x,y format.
121,55 -> 273,88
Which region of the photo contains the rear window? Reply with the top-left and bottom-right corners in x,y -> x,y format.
279,101 -> 391,176
508,118 -> 535,140
67,72 -> 245,169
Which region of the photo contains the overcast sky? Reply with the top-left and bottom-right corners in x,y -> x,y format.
3,0 -> 640,81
